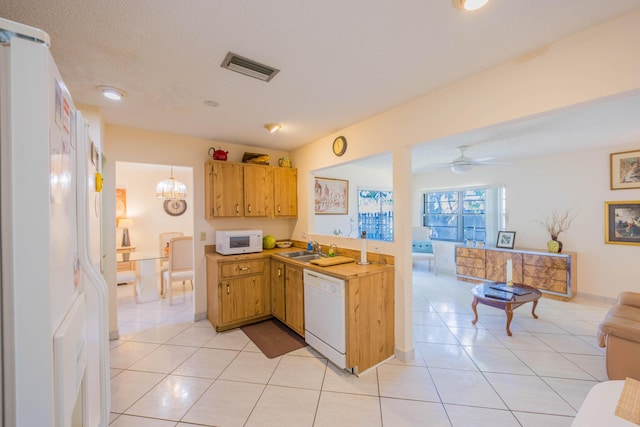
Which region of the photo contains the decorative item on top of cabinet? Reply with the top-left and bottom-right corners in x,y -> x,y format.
208,147 -> 228,161
535,209 -> 576,253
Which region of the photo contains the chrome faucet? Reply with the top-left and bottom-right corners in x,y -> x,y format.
310,241 -> 322,254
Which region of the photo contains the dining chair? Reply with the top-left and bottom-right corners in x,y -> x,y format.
162,236 -> 194,305
159,231 -> 184,294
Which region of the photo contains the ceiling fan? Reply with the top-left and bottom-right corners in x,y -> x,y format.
435,146 -> 506,174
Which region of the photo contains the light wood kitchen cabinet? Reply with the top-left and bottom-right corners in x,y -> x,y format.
345,268 -> 395,374
284,264 -> 304,336
270,260 -> 286,322
243,164 -> 273,217
205,160 -> 297,219
273,167 -> 297,217
455,245 -> 576,300
207,257 -> 271,331
269,259 -> 304,336
205,161 -> 243,218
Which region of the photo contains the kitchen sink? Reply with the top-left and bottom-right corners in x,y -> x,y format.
278,250 -> 317,258
291,254 -> 323,262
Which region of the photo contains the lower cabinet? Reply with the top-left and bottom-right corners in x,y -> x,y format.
455,245 -> 577,300
207,257 -> 271,331
270,260 -> 304,336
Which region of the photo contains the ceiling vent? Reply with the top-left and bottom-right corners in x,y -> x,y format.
220,52 -> 280,82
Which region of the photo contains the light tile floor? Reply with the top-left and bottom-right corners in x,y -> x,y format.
109,268 -> 613,426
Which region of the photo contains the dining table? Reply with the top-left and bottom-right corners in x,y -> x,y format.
117,251 -> 167,303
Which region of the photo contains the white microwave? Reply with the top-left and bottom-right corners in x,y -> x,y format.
215,230 -> 263,255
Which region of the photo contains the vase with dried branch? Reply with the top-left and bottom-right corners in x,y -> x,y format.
535,209 -> 576,253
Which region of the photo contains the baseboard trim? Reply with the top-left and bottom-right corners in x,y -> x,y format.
109,330 -> 120,341
194,311 -> 207,322
394,347 -> 415,364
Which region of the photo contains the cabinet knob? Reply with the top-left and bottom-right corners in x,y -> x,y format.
248,204 -> 252,213
227,284 -> 230,294
277,268 -> 282,277
277,205 -> 281,212
235,204 -> 240,213
239,266 -> 250,271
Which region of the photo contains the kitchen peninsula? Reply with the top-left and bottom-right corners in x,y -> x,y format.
206,244 -> 395,374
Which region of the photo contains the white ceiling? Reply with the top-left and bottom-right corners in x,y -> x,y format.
2,1 -> 640,171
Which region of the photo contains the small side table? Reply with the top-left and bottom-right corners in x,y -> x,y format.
471,283 -> 542,336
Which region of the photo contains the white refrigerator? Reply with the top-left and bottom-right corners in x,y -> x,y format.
0,18 -> 110,426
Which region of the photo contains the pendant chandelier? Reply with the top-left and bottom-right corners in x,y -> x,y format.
155,166 -> 187,200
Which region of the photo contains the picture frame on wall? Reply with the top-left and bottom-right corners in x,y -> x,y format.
610,149 -> 640,190
605,201 -> 640,245
314,177 -> 348,214
496,231 -> 516,249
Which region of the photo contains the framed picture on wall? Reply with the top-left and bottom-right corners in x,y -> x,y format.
610,149 -> 640,190
496,231 -> 516,249
314,177 -> 348,214
605,201 -> 640,245
116,188 -> 127,222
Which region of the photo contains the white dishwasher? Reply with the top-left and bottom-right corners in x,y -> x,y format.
303,269 -> 347,369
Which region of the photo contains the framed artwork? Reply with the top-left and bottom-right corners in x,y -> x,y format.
605,201 -> 640,245
496,231 -> 516,249
314,177 -> 348,214
610,149 -> 640,190
115,188 -> 127,222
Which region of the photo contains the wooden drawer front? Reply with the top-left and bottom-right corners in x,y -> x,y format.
522,276 -> 568,294
523,254 -> 567,269
220,260 -> 265,278
456,265 -> 486,278
457,256 -> 485,268
456,247 -> 485,259
523,265 -> 567,294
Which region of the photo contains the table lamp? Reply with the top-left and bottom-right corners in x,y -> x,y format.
118,218 -> 133,249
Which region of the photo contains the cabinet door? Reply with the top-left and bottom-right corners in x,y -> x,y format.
273,168 -> 298,217
219,275 -> 269,325
285,265 -> 304,336
271,260 -> 286,321
212,162 -> 244,217
485,251 -> 523,283
243,164 -> 273,217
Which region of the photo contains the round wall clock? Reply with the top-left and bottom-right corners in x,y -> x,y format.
332,136 -> 347,156
163,199 -> 187,216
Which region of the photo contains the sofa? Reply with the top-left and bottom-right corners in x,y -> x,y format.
412,226 -> 436,275
598,291 -> 640,380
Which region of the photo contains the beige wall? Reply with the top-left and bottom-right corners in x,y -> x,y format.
289,10 -> 640,359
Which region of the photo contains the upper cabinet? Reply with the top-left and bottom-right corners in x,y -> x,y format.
243,164 -> 274,217
273,167 -> 297,217
205,160 -> 297,219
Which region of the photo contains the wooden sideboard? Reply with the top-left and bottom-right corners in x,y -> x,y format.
455,245 -> 577,300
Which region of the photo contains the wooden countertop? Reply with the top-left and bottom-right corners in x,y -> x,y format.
205,247 -> 394,280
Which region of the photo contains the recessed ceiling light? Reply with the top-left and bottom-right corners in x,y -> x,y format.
97,86 -> 126,101
204,100 -> 220,107
264,123 -> 282,133
452,0 -> 490,11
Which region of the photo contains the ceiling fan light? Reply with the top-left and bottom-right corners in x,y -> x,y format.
451,163 -> 473,174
